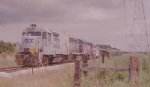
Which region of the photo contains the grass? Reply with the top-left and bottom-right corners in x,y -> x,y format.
0,65 -> 74,87
0,53 -> 149,87
0,52 -> 17,68
81,54 -> 130,87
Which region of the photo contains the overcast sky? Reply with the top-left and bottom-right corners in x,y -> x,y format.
0,0 -> 150,51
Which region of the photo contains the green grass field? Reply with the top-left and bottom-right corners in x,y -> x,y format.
0,53 -> 150,87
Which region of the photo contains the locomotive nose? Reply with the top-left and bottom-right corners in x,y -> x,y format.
22,36 -> 39,54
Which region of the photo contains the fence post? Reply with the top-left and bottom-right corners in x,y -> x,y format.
102,54 -> 105,63
74,55 -> 81,87
31,54 -> 34,75
129,56 -> 139,87
82,54 -> 88,76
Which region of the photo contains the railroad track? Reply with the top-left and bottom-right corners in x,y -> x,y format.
0,62 -> 72,73
0,66 -> 30,73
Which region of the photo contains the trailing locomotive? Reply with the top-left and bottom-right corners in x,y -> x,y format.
15,24 -> 100,66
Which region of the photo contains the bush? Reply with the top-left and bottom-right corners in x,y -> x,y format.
0,40 -> 15,54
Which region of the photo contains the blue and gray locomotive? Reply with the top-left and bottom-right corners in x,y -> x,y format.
15,24 -> 100,66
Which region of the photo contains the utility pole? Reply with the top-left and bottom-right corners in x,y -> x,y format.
126,0 -> 149,53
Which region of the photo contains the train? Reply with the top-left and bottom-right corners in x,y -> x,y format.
15,24 -> 101,66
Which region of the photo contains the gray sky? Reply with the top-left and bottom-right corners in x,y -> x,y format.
0,0 -> 150,51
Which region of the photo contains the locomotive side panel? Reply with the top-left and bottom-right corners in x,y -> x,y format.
42,31 -> 55,56
69,38 -> 80,54
82,41 -> 94,59
93,46 -> 100,58
58,33 -> 70,55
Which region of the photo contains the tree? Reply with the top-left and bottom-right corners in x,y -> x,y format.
0,40 -> 16,54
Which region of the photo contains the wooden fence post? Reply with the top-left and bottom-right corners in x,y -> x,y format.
82,54 -> 88,76
31,54 -> 34,75
102,54 -> 105,63
74,55 -> 81,87
129,56 -> 139,87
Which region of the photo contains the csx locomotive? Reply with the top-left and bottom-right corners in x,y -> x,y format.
15,24 -> 101,66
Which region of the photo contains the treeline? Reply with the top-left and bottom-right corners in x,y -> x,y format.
0,40 -> 16,54
96,44 -> 120,51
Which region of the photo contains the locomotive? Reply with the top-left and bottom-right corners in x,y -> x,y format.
15,24 -> 100,66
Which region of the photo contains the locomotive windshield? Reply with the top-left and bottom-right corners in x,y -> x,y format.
22,32 -> 41,36
28,32 -> 41,36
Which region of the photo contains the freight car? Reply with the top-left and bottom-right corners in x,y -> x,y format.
15,24 -> 100,66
